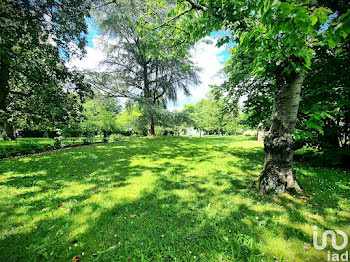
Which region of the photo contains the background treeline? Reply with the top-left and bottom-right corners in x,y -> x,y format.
2,92 -> 246,138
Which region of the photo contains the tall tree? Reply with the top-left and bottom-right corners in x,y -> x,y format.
90,0 -> 200,136
159,0 -> 349,193
213,2 -> 350,166
81,95 -> 122,136
0,0 -> 92,139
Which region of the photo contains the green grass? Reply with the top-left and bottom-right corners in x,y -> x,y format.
0,137 -> 54,147
0,136 -> 107,159
0,136 -> 349,261
0,136 -> 106,148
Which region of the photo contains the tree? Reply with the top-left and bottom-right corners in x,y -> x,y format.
89,0 -> 200,136
115,105 -> 145,135
213,3 -> 350,167
211,46 -> 275,130
297,44 -> 350,165
81,95 -> 122,136
0,0 -> 92,139
182,94 -> 240,135
161,0 -> 348,193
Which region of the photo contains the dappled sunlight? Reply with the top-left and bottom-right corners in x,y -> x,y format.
0,136 -> 349,261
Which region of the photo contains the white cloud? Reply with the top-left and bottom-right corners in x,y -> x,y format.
68,36 -> 106,71
169,38 -> 227,111
70,35 -> 227,110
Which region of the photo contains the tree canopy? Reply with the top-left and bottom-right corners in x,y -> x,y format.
89,0 -> 200,135
0,0 -> 93,139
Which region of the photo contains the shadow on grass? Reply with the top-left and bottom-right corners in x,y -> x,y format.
0,136 -> 349,261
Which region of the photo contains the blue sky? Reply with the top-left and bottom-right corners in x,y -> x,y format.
86,18 -> 99,48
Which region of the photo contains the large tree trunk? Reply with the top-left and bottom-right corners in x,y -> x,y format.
0,60 -> 9,112
0,59 -> 15,140
147,116 -> 155,136
256,73 -> 305,194
3,120 -> 15,140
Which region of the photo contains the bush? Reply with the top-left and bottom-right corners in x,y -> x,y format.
110,134 -> 124,141
17,140 -> 44,154
155,126 -> 165,136
52,137 -> 64,149
131,133 -> 140,138
61,123 -> 82,138
0,147 -> 11,158
82,134 -> 95,145
19,129 -> 46,138
243,130 -> 257,136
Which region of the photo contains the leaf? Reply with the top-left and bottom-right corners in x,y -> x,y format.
323,113 -> 334,120
328,39 -> 336,48
130,214 -> 136,218
310,15 -> 318,26
189,181 -> 195,184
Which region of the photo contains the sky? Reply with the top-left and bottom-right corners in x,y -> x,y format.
70,19 -> 232,111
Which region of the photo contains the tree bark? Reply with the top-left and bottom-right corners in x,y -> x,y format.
147,116 -> 155,136
256,73 -> 305,194
3,120 -> 15,140
0,59 -> 16,140
0,59 -> 10,112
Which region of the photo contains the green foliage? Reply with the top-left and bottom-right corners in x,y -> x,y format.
155,126 -> 166,136
115,106 -> 145,135
167,0 -> 343,77
81,95 -> 121,135
0,0 -> 92,133
90,0 -> 199,135
61,123 -> 83,138
243,130 -> 258,137
109,134 -> 124,142
182,94 -> 242,134
16,140 -> 45,155
295,43 -> 350,165
150,106 -> 194,136
52,137 -> 65,150
205,1 -> 349,166
82,134 -> 95,145
0,139 -> 51,157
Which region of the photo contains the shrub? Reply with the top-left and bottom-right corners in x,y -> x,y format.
110,134 -> 123,141
18,129 -> 46,138
52,137 -> 64,149
131,133 -> 140,139
155,126 -> 165,136
61,123 -> 82,138
82,134 -> 95,145
17,140 -> 44,154
243,130 -> 257,136
0,147 -> 11,158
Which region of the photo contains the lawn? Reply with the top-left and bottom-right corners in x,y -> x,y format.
0,137 -> 107,148
0,138 -> 55,147
0,136 -> 349,261
0,136 -> 107,159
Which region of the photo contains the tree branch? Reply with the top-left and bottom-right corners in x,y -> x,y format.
152,7 -> 194,30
